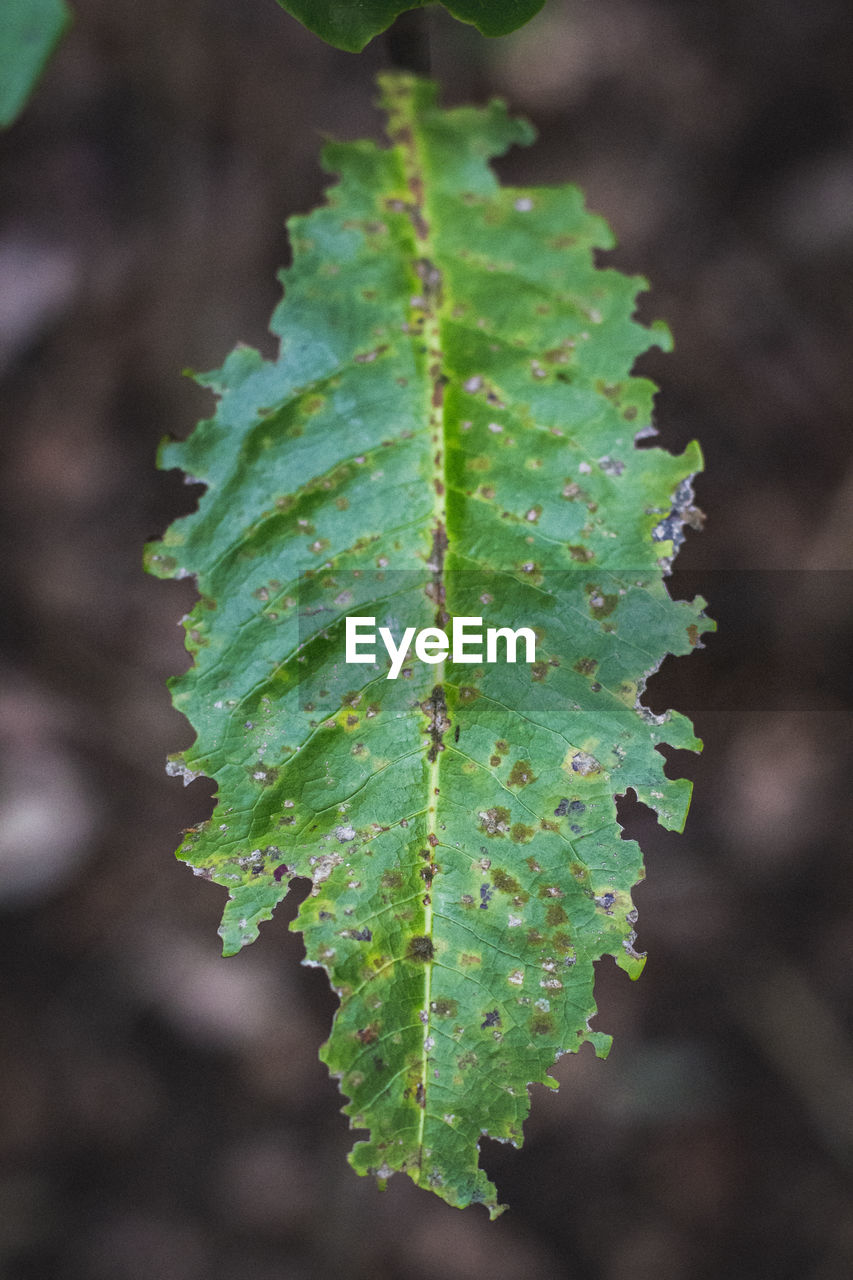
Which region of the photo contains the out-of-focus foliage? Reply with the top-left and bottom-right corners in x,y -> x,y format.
0,0 -> 70,128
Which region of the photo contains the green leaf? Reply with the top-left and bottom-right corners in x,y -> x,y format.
147,74 -> 711,1216
274,0 -> 545,52
0,0 -> 71,128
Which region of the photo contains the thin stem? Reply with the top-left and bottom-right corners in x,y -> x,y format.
385,6 -> 432,76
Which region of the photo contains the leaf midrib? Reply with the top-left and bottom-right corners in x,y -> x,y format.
382,75 -> 451,1181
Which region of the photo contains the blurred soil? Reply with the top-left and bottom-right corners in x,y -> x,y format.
0,1 -> 852,1276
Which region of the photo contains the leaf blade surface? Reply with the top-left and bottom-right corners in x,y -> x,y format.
148,74 -> 709,1215
274,0 -> 545,51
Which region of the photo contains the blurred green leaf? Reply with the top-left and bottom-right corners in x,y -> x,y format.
275,0 -> 545,52
148,74 -> 710,1214
0,0 -> 71,128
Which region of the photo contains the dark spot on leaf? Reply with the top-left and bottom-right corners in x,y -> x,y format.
569,545 -> 594,562
687,623 -> 700,646
553,931 -> 574,954
496,740 -> 509,754
569,800 -> 586,813
479,806 -> 510,836
381,871 -> 403,889
431,997 -> 458,1017
273,863 -> 290,882
407,935 -> 435,962
489,754 -> 501,767
554,798 -> 570,817
530,1012 -> 554,1036
527,929 -> 544,946
481,1010 -> 501,1029
249,766 -> 279,787
546,903 -> 568,926
589,592 -> 618,619
458,686 -> 479,703
531,662 -> 548,681
479,884 -> 492,908
345,927 -> 372,942
491,868 -> 523,894
574,657 -> 597,676
508,760 -> 536,787
356,1024 -> 379,1044
511,823 -> 534,843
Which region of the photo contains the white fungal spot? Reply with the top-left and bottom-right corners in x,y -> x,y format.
165,759 -> 201,786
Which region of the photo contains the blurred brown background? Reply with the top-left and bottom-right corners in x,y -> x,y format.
1,1 -> 852,1276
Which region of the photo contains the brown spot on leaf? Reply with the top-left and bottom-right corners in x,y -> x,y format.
479,806 -> 510,836
530,1012 -> 554,1036
407,935 -> 435,963
508,760 -> 536,787
431,997 -> 458,1017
